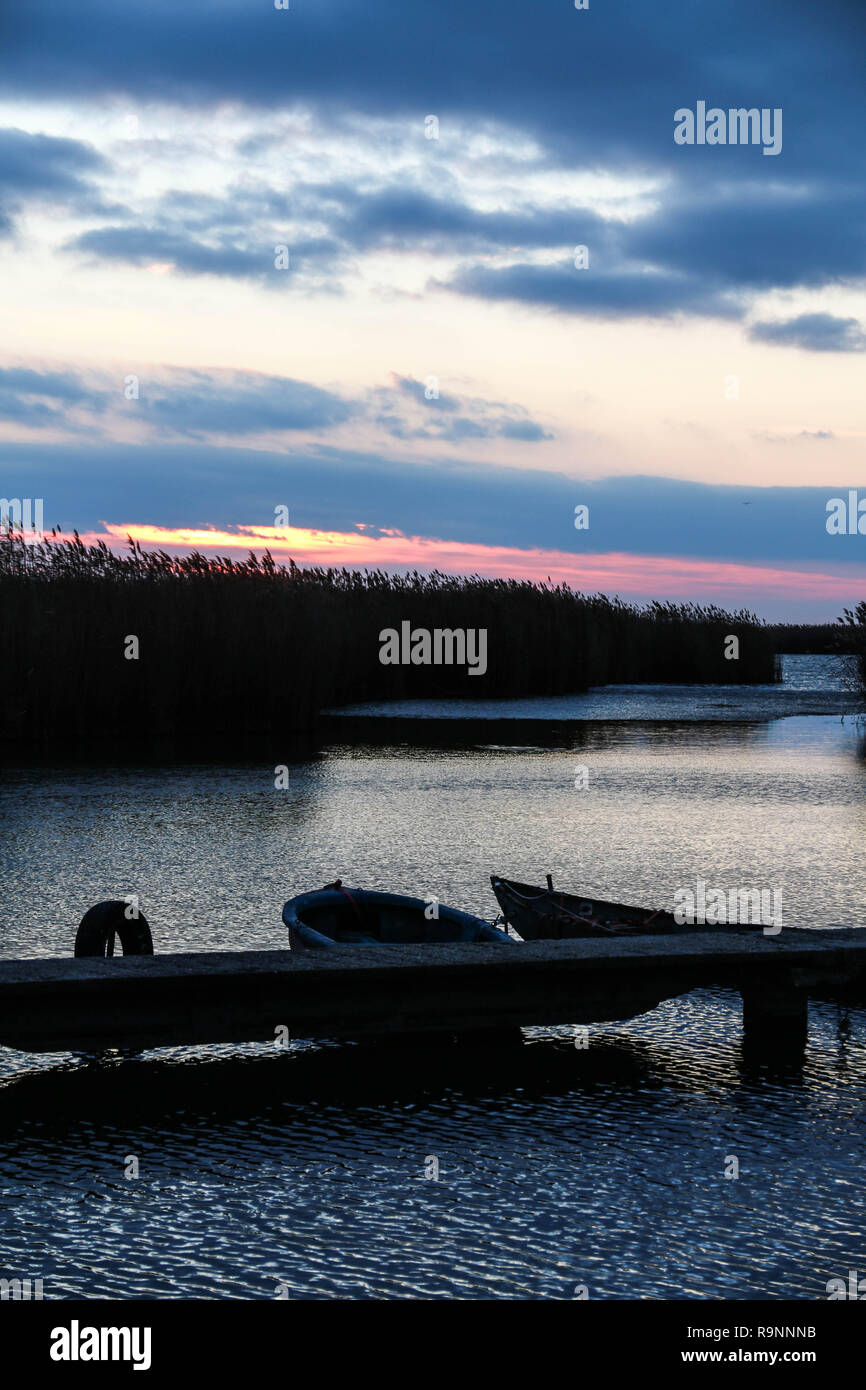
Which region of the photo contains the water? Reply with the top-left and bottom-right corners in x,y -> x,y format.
330,652 -> 859,720
1,654 -> 865,1299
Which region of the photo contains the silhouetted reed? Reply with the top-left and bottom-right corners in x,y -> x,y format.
1,531 -> 778,757
765,622 -> 844,655
841,603 -> 866,704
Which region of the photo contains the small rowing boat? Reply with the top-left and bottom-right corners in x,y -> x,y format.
490,875 -> 687,940
283,881 -> 512,950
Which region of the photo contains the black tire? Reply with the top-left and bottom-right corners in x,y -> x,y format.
74,900 -> 153,957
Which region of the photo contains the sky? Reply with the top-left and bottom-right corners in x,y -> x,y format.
1,0 -> 865,618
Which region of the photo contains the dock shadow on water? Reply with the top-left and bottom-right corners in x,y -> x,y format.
1,991 -> 865,1301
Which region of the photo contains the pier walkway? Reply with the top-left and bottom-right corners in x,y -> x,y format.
1,927 -> 865,1053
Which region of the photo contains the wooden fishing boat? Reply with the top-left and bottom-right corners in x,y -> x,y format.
491,875 -> 688,940
283,880 -> 512,951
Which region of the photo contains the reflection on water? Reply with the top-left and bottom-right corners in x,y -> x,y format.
1,653 -> 865,1299
329,654 -> 860,721
4,718 -> 864,956
0,997 -> 864,1300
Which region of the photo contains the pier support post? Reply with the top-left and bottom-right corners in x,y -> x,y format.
741,980 -> 808,1057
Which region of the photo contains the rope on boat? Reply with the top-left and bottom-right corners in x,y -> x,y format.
322,879 -> 366,926
497,877 -> 665,936
497,882 -> 556,903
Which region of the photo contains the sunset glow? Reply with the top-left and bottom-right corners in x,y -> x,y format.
81,522 -> 865,604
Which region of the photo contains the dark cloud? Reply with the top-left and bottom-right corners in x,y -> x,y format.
0,364 -> 354,436
65,169 -> 866,325
436,180 -> 866,318
749,313 -> 866,352
63,180 -> 611,302
5,4 -> 865,332
0,127 -> 116,233
0,363 -> 550,444
140,371 -> 356,435
623,187 -> 866,292
329,186 -> 610,254
0,394 -> 65,427
3,1 -> 862,182
0,127 -> 106,196
499,419 -> 552,442
64,173 -> 866,327
0,366 -> 105,428
3,439 -> 862,572
0,366 -> 101,403
67,224 -> 339,282
443,260 -> 743,320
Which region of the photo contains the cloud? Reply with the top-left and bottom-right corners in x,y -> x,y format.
4,439 -> 866,571
0,366 -> 106,427
0,362 -> 355,437
443,260 -> 743,320
0,362 -> 360,436
0,366 -> 101,404
623,188 -> 866,292
63,169 -> 866,326
438,181 -> 866,320
4,3 -> 866,350
0,361 -> 551,446
3,1 -> 863,184
64,165 -> 866,325
0,126 -> 116,233
749,313 -> 866,352
67,224 -> 339,283
60,157 -> 866,323
498,418 -> 552,442
0,127 -> 107,196
327,184 -> 611,254
2,1 -> 857,324
61,176 -> 610,291
376,374 -> 553,442
756,427 -> 837,444
139,370 -> 356,435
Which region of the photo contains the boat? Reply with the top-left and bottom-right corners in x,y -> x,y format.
283,880 -> 512,950
490,875 -> 690,940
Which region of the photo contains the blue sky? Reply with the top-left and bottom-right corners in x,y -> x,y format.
2,0 -> 865,616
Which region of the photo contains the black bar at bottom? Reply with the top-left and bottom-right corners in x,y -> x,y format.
2,1296 -> 859,1375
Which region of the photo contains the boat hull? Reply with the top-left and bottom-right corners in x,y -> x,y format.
490,876 -> 737,941
283,885 -> 511,950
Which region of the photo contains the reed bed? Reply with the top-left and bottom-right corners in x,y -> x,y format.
841,603 -> 866,699
765,623 -> 845,654
1,531 -> 778,756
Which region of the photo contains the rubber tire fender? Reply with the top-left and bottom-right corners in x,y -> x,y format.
74,900 -> 154,957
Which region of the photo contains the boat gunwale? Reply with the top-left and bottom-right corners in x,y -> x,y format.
283,886 -> 511,947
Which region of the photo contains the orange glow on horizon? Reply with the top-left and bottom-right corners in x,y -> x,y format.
73,521 -> 866,602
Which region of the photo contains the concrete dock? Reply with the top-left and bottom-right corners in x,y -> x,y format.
1,927 -> 866,1053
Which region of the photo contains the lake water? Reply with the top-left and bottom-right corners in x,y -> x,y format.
2,654 -> 866,1299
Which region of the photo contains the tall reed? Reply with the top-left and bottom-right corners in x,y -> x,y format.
841,603 -> 866,699
1,531 -> 778,757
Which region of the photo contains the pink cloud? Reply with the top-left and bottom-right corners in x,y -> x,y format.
79,521 -> 866,603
